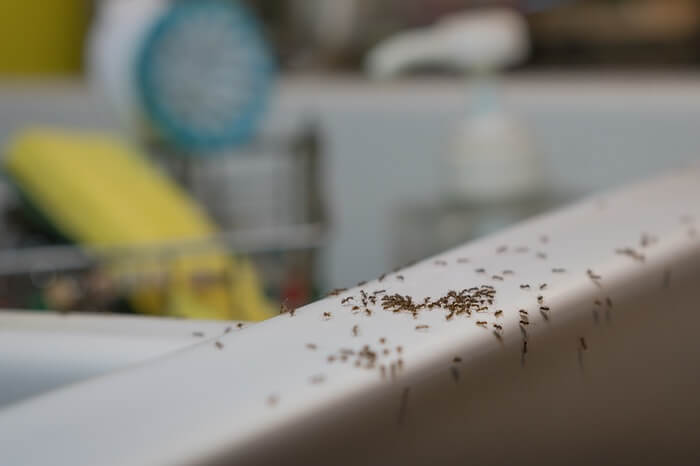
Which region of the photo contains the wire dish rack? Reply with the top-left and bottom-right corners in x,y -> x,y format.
0,125 -> 326,316
0,223 -> 324,314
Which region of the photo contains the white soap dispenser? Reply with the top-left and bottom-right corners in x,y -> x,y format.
367,8 -> 554,263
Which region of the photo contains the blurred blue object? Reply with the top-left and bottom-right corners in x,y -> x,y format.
136,0 -> 274,151
523,0 -> 573,12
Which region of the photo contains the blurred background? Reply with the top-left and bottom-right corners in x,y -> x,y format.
1,0 -> 700,321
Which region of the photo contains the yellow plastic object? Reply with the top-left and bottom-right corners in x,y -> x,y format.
4,128 -> 273,321
0,1 -> 90,75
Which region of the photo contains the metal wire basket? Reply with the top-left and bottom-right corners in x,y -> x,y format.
0,124 -> 326,316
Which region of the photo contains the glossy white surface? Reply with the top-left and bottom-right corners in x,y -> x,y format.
0,312 -> 237,408
1,167 -> 699,465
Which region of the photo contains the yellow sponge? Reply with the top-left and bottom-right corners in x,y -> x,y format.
4,128 -> 273,321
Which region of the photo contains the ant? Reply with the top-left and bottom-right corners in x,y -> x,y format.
398,388 -> 410,425
280,299 -> 296,316
327,288 -> 347,296
663,269 -> 671,289
310,375 -> 326,384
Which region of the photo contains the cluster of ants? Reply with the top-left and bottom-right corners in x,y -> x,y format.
221,219 -> 692,412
